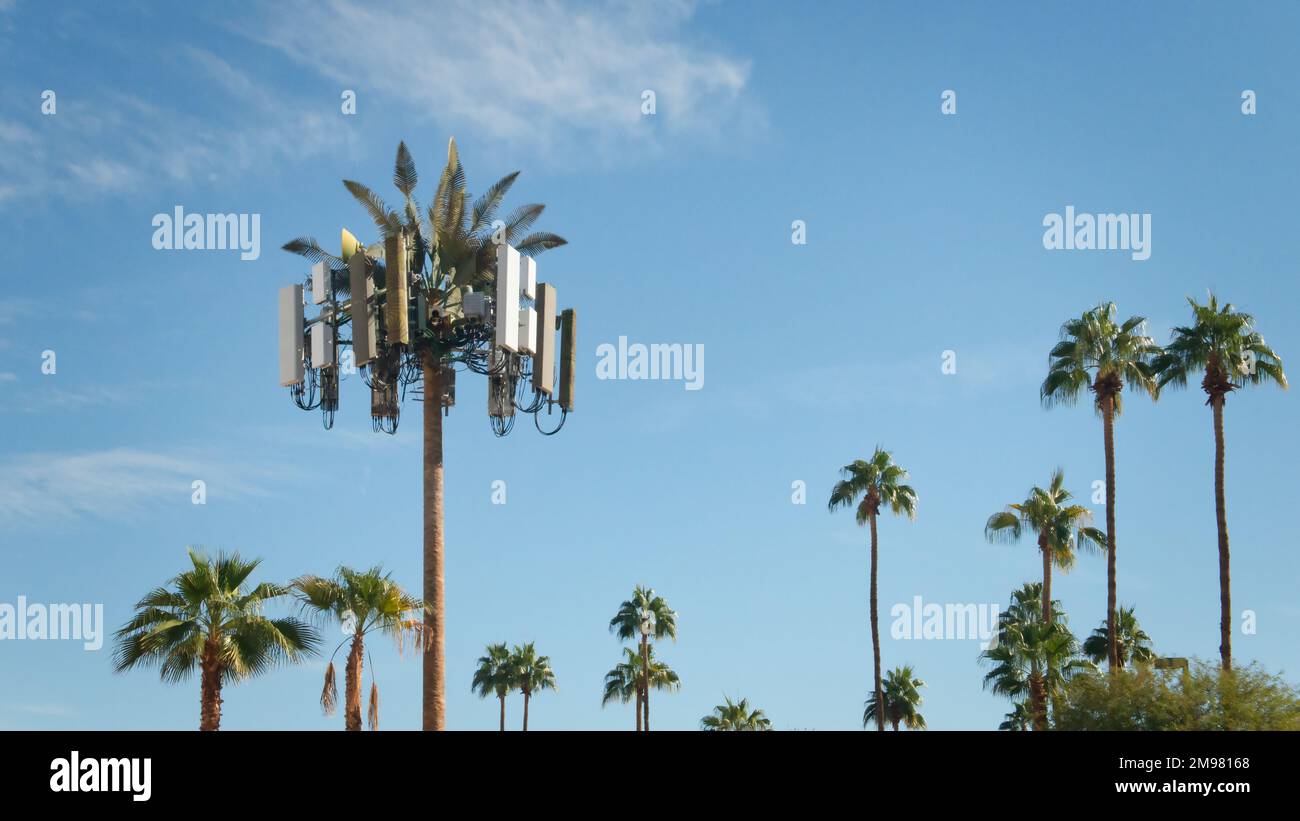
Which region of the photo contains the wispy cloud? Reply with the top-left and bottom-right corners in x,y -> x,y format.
240,0 -> 761,160
0,49 -> 343,207
7,703 -> 75,717
0,447 -> 296,525
0,382 -> 134,413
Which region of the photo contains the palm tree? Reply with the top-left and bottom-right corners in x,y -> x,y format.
1042,301 -> 1160,671
113,549 -> 319,731
1082,605 -> 1154,669
471,642 -> 515,731
511,642 -> 556,731
282,139 -> 566,730
827,448 -> 918,731
863,665 -> 927,730
292,566 -> 424,731
701,695 -> 772,731
601,646 -> 681,730
609,586 -> 677,731
984,469 -> 1106,623
998,701 -> 1033,731
980,583 -> 1093,731
1153,293 -> 1287,671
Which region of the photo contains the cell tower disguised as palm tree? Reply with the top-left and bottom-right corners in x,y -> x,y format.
278,140 -> 577,730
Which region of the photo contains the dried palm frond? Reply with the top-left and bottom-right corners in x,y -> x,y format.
321,661 -> 338,716
367,682 -> 380,731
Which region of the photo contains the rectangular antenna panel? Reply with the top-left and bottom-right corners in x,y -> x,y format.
532,284 -> 556,395
384,233 -> 409,345
518,307 -> 537,356
348,253 -> 375,366
311,321 -> 334,368
559,308 -> 576,411
278,284 -> 304,386
495,244 -> 520,351
521,255 -> 536,300
311,261 -> 330,304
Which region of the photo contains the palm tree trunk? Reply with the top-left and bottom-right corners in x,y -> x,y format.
344,633 -> 364,731
199,643 -> 222,731
498,694 -> 506,732
1212,396 -> 1232,671
522,691 -> 530,731
422,354 -> 446,730
635,689 -> 642,731
1040,534 -> 1052,624
1030,672 -> 1047,731
869,512 -> 884,732
641,635 -> 651,732
1102,394 -> 1118,671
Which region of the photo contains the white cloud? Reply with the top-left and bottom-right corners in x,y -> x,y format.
0,51 -> 343,207
0,447 -> 295,525
7,704 -> 74,717
240,0 -> 760,159
0,383 -> 133,413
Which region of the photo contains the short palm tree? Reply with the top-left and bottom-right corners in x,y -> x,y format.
601,646 -> 680,730
863,665 -> 927,731
984,469 -> 1106,624
293,565 -> 425,731
1153,293 -> 1287,670
1082,605 -> 1154,669
471,642 -> 515,731
998,701 -> 1033,731
512,642 -> 556,731
113,549 -> 319,731
981,583 -> 1093,731
1042,301 -> 1159,670
701,695 -> 772,731
609,586 -> 677,731
827,448 -> 918,731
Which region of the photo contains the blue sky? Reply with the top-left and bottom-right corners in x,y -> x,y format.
1,0 -> 1297,730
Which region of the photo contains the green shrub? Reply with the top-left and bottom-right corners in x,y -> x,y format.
1053,661 -> 1300,730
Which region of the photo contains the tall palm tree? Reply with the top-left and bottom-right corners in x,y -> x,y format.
1153,293 -> 1287,671
1042,301 -> 1160,670
980,583 -> 1093,731
700,695 -> 772,731
471,642 -> 515,731
292,566 -> 424,731
113,549 -> 319,731
609,586 -> 677,731
601,646 -> 680,730
984,469 -> 1106,623
282,139 -> 566,731
511,642 -> 556,731
827,447 -> 918,731
1082,605 -> 1154,669
863,665 -> 927,731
